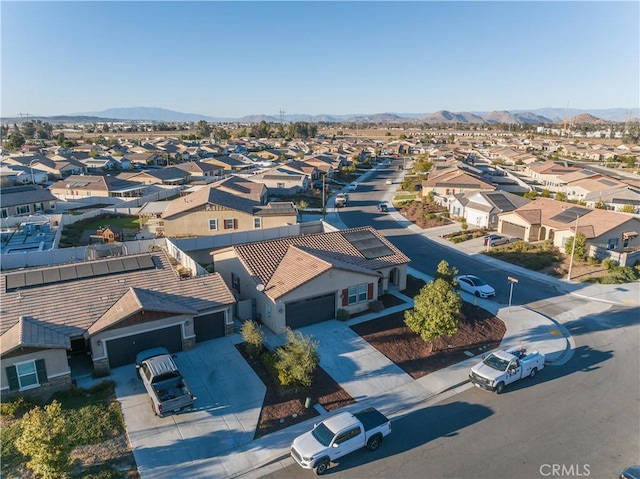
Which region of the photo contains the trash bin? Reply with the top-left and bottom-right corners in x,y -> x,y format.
305,397 -> 312,409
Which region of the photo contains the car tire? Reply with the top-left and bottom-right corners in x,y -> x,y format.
367,434 -> 382,451
314,459 -> 330,476
475,291 -> 481,297
496,381 -> 505,394
530,367 -> 537,378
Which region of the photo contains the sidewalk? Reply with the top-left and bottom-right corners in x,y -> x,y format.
128,167 -> 635,478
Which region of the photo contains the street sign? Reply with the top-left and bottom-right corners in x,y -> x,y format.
507,276 -> 519,283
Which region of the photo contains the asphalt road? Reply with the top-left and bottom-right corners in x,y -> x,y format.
260,306 -> 639,479
258,163 -> 639,478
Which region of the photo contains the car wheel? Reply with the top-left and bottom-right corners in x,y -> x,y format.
367,434 -> 382,451
496,381 -> 505,394
474,291 -> 481,297
314,459 -> 329,476
530,367 -> 537,378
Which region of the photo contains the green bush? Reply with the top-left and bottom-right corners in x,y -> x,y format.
336,308 -> 350,321
275,328 -> 319,388
368,300 -> 384,313
602,258 -> 618,270
241,320 -> 265,358
0,396 -> 34,419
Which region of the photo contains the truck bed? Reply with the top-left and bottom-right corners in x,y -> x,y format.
353,407 -> 390,432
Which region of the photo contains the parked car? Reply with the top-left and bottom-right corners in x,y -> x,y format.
348,182 -> 358,191
484,235 -> 509,246
456,274 -> 496,298
377,202 -> 388,212
620,466 -> 640,479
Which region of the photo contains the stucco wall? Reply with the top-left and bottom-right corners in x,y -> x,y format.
164,209 -> 297,237
0,348 -> 70,397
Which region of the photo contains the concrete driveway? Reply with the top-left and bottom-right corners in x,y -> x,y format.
112,336 -> 265,478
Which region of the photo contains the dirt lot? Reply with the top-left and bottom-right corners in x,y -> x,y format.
397,201 -> 452,229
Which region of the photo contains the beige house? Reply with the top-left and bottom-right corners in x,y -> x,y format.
50,175 -> 147,200
0,185 -> 58,218
1,251 -> 235,401
497,198 -> 640,262
162,177 -> 297,237
211,226 -> 410,334
422,167 -> 495,200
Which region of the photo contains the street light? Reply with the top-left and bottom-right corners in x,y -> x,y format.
28,159 -> 39,185
567,214 -> 580,281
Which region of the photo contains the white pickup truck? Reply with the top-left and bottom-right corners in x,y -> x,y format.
334,192 -> 348,208
469,346 -> 545,394
136,348 -> 195,417
291,407 -> 391,475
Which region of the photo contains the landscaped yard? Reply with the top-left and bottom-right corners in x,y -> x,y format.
1,381 -> 138,479
237,275 -> 506,438
59,214 -> 140,247
396,200 -> 452,229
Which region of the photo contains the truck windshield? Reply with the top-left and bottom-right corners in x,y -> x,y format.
311,423 -> 335,447
483,354 -> 509,371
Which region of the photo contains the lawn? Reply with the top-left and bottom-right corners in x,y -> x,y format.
1,381 -> 138,479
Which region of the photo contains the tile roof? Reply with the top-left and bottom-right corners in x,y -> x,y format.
0,185 -> 58,207
507,198 -> 639,238
50,175 -> 145,193
0,251 -> 235,353
163,184 -> 261,217
88,287 -> 198,335
2,317 -> 71,355
228,226 -> 409,299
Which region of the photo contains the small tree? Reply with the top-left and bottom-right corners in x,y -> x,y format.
621,204 -> 636,214
275,328 -> 319,388
16,400 -> 71,479
434,260 -> 458,287
241,320 -> 264,358
404,278 -> 462,351
564,232 -> 587,261
594,199 -> 607,210
524,190 -> 539,200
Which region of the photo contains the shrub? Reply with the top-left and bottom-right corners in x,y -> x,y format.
275,328 -> 319,388
368,300 -> 384,313
241,320 -> 265,358
602,258 -> 618,270
587,256 -> 600,266
336,308 -> 350,321
0,396 -> 34,419
16,400 -> 72,479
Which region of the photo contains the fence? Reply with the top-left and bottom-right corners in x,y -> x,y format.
590,245 -> 640,267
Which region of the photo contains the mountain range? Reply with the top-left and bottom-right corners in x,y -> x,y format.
3,107 -> 638,124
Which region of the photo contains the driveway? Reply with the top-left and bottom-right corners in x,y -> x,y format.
112,336 -> 265,478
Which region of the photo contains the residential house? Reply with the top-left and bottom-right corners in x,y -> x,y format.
422,167 -> 495,205
448,191 -> 531,229
0,185 -> 58,218
123,166 -> 190,186
162,178 -> 297,237
249,167 -> 308,195
563,174 -> 629,202
584,186 -> 640,213
302,154 -> 344,176
497,198 -> 640,262
3,154 -> 85,180
525,162 -> 581,189
203,155 -> 252,174
50,175 -> 147,200
211,226 -> 410,334
0,251 -> 236,401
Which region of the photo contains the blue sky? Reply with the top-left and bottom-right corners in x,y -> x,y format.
2,1 -> 638,118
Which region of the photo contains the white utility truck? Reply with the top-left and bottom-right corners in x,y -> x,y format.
469,346 -> 545,394
334,192 -> 348,208
291,407 -> 391,475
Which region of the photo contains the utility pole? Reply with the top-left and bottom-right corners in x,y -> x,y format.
322,174 -> 326,220
507,276 -> 518,312
567,214 -> 580,281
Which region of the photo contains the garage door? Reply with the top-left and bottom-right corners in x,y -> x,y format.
194,311 -> 226,343
286,293 -> 335,329
106,325 -> 182,369
501,221 -> 526,239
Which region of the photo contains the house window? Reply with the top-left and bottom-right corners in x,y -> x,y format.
254,218 -> 262,229
231,272 -> 241,294
34,202 -> 44,212
209,219 -> 218,231
16,205 -> 30,215
347,284 -> 369,305
1,209 -> 7,218
49,202 -> 56,210
224,219 -> 237,230
6,359 -> 47,391
607,238 -> 619,250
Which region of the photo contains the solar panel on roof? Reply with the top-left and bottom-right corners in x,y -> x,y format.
488,194 -> 515,211
549,206 -> 592,223
24,271 -> 44,287
342,230 -> 394,259
599,179 -> 618,186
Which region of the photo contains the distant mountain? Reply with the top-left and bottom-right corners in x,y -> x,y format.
4,106 -> 638,125
75,107 -> 227,122
568,113 -> 611,125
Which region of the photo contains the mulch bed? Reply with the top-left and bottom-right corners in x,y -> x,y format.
350,303 -> 506,379
235,343 -> 355,439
